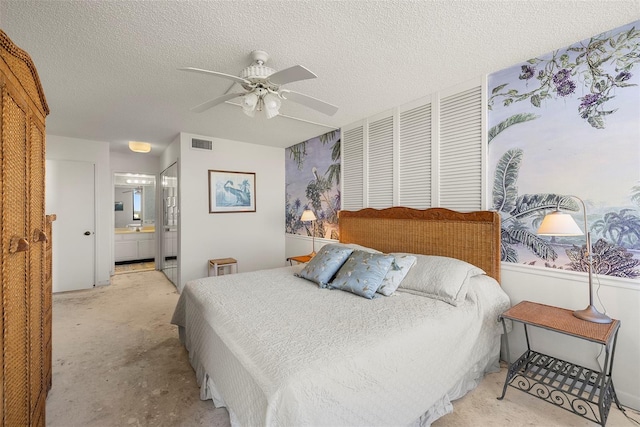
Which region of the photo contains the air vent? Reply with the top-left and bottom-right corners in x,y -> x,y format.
191,138 -> 213,151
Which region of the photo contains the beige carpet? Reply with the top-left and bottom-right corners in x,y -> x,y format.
47,271 -> 639,427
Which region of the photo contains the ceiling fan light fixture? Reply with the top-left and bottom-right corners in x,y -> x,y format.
128,141 -> 151,153
242,92 -> 258,117
263,93 -> 281,119
181,50 -> 338,117
242,92 -> 258,109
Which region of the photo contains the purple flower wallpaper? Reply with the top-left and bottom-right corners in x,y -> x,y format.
488,20 -> 640,278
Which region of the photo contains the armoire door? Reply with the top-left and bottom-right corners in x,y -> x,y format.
2,74 -> 31,426
28,118 -> 47,425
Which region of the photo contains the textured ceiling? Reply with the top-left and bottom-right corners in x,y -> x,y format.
1,1 -> 639,155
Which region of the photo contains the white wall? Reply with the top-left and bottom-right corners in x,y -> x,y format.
160,135 -> 180,172
46,135 -> 111,285
110,151 -> 160,175
177,133 -> 285,289
48,132 -> 285,289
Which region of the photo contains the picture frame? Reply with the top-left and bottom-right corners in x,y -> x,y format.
114,201 -> 124,211
208,170 -> 256,213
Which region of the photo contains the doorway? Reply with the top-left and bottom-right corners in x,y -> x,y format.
113,173 -> 156,272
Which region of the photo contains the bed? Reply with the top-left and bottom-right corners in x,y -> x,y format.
171,207 -> 511,426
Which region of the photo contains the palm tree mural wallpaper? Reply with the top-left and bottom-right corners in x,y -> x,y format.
285,130 -> 341,240
488,20 -> 640,279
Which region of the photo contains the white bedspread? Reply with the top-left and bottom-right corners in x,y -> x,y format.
172,265 -> 510,426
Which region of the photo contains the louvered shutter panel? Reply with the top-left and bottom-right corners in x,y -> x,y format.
439,86 -> 482,211
367,116 -> 393,208
399,103 -> 432,208
342,125 -> 364,210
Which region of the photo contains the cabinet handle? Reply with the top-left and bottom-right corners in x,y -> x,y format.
9,236 -> 29,253
32,229 -> 48,243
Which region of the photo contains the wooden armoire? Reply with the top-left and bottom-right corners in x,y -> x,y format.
0,29 -> 52,426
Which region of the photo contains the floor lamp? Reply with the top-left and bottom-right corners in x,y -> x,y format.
301,210 -> 317,257
537,195 -> 612,324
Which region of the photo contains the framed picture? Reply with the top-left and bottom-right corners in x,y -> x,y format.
208,170 -> 256,213
114,201 -> 124,211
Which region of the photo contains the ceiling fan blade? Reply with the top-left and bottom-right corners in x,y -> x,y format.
179,67 -> 250,85
281,90 -> 338,116
268,65 -> 317,86
191,93 -> 245,113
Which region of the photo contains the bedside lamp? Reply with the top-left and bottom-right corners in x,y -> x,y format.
537,195 -> 611,324
300,210 -> 317,256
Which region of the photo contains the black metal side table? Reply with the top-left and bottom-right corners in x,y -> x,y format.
498,300 -> 622,426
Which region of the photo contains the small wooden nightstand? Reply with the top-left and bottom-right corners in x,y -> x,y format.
286,254 -> 313,265
208,257 -> 238,277
498,300 -> 622,426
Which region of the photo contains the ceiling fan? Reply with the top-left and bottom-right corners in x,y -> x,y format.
179,50 -> 338,119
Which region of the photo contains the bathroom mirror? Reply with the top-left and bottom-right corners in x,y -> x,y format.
114,173 -> 156,228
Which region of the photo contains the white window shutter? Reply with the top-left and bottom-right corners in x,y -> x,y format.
367,115 -> 394,208
399,103 -> 432,208
438,85 -> 482,211
342,125 -> 364,210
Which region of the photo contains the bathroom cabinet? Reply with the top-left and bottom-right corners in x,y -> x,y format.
114,230 -> 156,261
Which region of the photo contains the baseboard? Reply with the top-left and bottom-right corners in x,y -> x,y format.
617,390 -> 640,412
115,258 -> 155,265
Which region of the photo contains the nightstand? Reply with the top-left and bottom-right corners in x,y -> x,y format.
287,254 -> 313,265
208,257 -> 238,277
498,300 -> 622,426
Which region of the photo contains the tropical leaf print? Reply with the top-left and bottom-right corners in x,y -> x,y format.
488,113 -> 539,143
492,149 -> 523,213
566,238 -> 640,278
509,193 -> 580,219
502,226 -> 558,261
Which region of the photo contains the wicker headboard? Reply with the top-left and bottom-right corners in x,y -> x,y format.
338,207 -> 501,283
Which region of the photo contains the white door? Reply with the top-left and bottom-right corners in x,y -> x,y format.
46,159 -> 95,292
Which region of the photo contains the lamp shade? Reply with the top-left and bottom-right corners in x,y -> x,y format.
263,93 -> 281,119
129,141 -> 151,153
537,211 -> 583,236
242,92 -> 258,117
300,210 -> 316,222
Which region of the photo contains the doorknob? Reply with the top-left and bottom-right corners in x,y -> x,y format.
84,231 -> 92,236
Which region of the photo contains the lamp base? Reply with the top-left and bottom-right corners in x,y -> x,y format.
573,305 -> 612,324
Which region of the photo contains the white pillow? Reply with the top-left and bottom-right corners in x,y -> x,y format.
376,254 -> 417,296
397,254 -> 485,306
339,243 -> 382,254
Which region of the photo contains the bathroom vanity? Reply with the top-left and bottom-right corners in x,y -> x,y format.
114,226 -> 156,262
